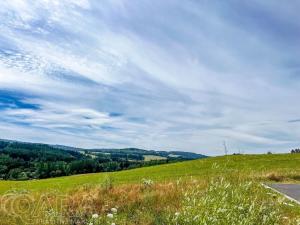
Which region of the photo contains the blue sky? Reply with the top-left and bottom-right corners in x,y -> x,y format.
0,0 -> 300,155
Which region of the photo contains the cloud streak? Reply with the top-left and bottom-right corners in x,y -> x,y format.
0,0 -> 300,155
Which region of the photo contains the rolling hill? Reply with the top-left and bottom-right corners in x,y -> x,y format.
0,139 -> 207,181
0,153 -> 299,225
0,153 -> 299,194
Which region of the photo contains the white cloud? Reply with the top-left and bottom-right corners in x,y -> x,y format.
0,0 -> 300,155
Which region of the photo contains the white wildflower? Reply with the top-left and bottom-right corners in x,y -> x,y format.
142,178 -> 154,186
175,212 -> 180,216
111,207 -> 118,213
107,213 -> 114,219
92,214 -> 99,219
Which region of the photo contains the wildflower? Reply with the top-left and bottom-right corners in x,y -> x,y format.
111,207 -> 118,213
175,212 -> 180,216
92,214 -> 99,219
142,178 -> 154,186
111,223 -> 116,225
88,223 -> 93,225
107,213 -> 114,219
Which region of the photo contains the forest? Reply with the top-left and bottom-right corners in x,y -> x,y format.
0,140 -> 205,180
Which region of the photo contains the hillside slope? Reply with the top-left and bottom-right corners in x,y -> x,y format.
0,139 -> 207,181
0,153 -> 299,194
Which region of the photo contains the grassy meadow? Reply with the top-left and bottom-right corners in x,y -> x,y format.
0,153 -> 300,224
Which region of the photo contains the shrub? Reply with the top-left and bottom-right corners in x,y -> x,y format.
267,173 -> 284,182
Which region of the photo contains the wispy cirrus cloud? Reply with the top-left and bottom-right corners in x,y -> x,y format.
0,0 -> 300,155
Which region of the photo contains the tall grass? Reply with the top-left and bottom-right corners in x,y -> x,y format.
0,154 -> 300,224
167,179 -> 285,225
1,177 -> 299,225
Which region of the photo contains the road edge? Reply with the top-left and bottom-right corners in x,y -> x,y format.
261,183 -> 300,205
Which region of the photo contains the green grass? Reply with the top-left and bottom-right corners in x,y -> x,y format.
0,153 -> 299,194
0,153 -> 300,225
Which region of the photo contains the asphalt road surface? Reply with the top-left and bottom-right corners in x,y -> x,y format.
267,183 -> 300,203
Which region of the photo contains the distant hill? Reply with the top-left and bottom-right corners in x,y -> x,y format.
86,148 -> 207,160
0,153 -> 298,195
51,144 -> 207,160
0,139 -> 207,181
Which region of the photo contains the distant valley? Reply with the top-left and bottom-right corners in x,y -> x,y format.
0,139 -> 207,180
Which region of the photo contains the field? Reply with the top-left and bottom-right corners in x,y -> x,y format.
143,155 -> 167,161
0,153 -> 300,224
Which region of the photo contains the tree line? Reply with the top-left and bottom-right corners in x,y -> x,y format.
0,141 -> 176,181
291,148 -> 300,154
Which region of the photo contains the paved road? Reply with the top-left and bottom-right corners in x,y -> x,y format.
267,184 -> 300,203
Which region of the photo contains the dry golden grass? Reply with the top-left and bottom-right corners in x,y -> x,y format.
65,181 -> 188,225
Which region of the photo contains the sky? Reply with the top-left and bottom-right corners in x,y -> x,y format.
0,0 -> 300,155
